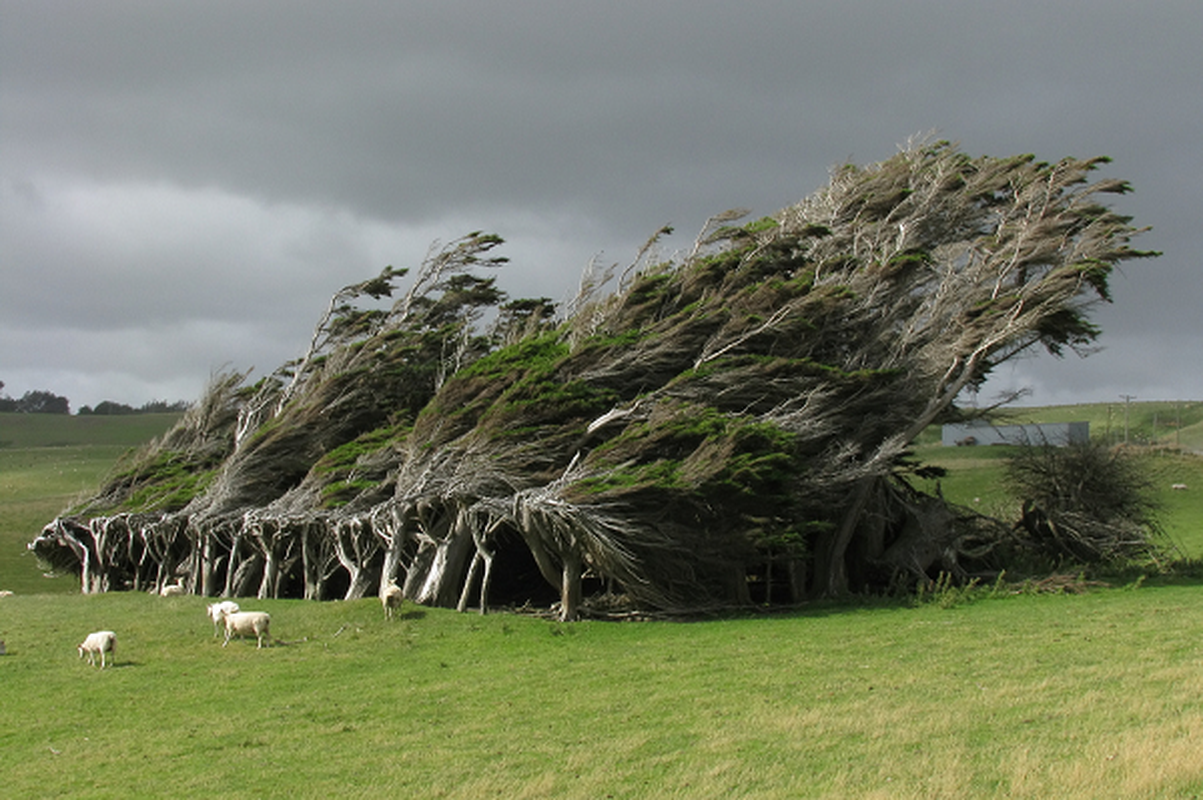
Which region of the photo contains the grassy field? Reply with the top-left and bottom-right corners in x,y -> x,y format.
995,401 -> 1203,451
913,414 -> 1203,558
0,413 -> 181,594
3,406 -> 1203,797
4,586 -> 1203,798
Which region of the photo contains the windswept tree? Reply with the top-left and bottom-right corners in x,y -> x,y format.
1008,440 -> 1167,566
32,140 -> 1159,615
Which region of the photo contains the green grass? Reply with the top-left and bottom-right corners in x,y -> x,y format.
995,401 -> 1203,449
914,440 -> 1203,558
0,412 -> 181,449
0,413 -> 181,594
3,587 -> 1203,798
5,408 -> 1203,796
910,401 -> 1203,558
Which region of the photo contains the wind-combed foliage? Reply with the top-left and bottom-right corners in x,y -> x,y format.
30,140 -> 1161,618
1008,440 -> 1168,566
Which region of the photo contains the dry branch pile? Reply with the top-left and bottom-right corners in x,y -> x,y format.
30,141 -> 1159,618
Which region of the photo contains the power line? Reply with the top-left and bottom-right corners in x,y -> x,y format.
1116,396 -> 1135,445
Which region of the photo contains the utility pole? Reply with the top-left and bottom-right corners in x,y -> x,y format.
1119,394 -> 1137,445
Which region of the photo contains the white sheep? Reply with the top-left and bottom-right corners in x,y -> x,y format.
222,611 -> 271,649
0,589 -> 14,597
1172,483 -> 1188,491
159,581 -> 186,597
381,582 -> 403,619
78,630 -> 117,668
206,601 -> 241,636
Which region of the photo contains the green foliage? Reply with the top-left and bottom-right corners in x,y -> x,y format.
1005,439 -> 1166,565
309,422 -> 407,509
24,142 -> 1166,606
742,215 -> 780,234
312,422 -> 406,475
578,406 -> 799,515
498,376 -> 618,425
115,457 -> 216,513
910,571 -> 984,608
457,331 -> 568,381
0,389 -> 70,414
319,478 -> 382,509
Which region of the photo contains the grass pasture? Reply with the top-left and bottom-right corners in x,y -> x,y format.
4,587 -> 1203,798
914,429 -> 1203,558
4,405 -> 1203,797
0,413 -> 180,594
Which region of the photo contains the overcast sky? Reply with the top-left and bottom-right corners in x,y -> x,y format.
3,1 -> 1200,412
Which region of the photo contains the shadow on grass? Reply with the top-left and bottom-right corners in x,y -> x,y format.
78,660 -> 139,669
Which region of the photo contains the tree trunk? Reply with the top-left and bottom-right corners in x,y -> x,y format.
560,550 -> 582,622
380,540 -> 407,595
786,558 -> 806,603
229,552 -> 263,597
334,517 -> 381,600
200,533 -> 219,597
478,550 -> 495,615
457,552 -> 483,613
259,549 -> 278,600
302,522 -> 324,601
412,525 -> 474,607
402,538 -> 435,598
814,476 -> 875,597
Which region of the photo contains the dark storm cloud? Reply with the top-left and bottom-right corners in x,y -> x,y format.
2,1 -> 1200,407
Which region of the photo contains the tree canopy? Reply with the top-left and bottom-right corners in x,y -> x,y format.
30,140 -> 1160,618
0,388 -> 70,414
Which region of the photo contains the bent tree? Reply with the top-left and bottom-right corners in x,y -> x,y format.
31,140 -> 1158,616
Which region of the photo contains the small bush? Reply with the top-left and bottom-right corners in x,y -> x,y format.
1006,440 -> 1167,565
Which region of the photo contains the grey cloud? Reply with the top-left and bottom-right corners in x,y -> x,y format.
2,1 -> 1201,407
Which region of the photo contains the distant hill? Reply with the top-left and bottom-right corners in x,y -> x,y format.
0,412 -> 184,449
993,401 -> 1203,452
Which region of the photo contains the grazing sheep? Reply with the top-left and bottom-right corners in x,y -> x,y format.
222,611 -> 271,649
381,582 -> 403,619
78,630 -> 117,668
159,581 -> 186,597
1172,483 -> 1188,491
0,590 -> 14,597
206,601 -> 241,636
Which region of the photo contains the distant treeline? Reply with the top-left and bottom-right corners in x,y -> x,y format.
77,400 -> 190,415
0,380 -> 188,415
0,389 -> 71,414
